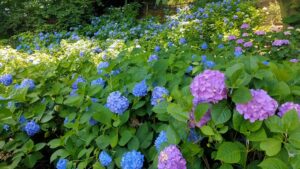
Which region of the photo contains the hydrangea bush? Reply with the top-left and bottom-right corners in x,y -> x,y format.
1,0 -> 300,168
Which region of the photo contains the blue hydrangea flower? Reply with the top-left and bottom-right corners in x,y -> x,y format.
263,61 -> 269,65
121,150 -> 144,169
155,131 -> 167,151
201,42 -> 208,50
154,46 -> 161,52
234,51 -> 242,57
151,86 -> 169,106
91,78 -> 105,87
20,79 -> 35,90
148,54 -> 158,62
201,55 -> 207,62
204,61 -> 215,69
188,128 -> 202,143
97,62 -> 109,74
70,89 -> 78,96
218,44 -> 224,49
179,38 -> 187,45
110,69 -> 121,76
72,77 -> 86,89
168,42 -> 174,47
0,74 -> 13,86
79,51 -> 84,57
94,47 -> 102,53
3,124 -> 10,131
132,80 -> 148,97
186,66 -> 193,73
107,91 -> 129,115
19,115 -> 27,124
89,118 -> 98,126
24,121 -> 40,136
99,151 -> 112,167
56,158 -> 68,169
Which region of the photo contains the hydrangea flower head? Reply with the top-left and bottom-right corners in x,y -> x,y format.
241,23 -> 250,29
242,33 -> 249,37
72,77 -> 86,89
236,89 -> 278,123
24,121 -> 40,136
255,30 -> 266,35
151,86 -> 169,106
190,70 -> 227,103
228,35 -> 236,41
243,41 -> 253,48
91,78 -> 105,87
186,66 -> 193,73
132,80 -> 148,97
97,61 -> 109,74
201,42 -> 208,50
218,44 -> 224,49
3,124 -> 10,131
107,91 -> 129,115
204,61 -> 215,69
154,46 -> 161,52
21,79 -> 35,90
89,118 -> 98,126
155,131 -> 168,150
236,39 -> 244,44
290,59 -> 299,63
148,54 -> 158,62
278,102 -> 300,117
0,74 -> 13,86
158,145 -> 187,169
272,40 -> 290,47
121,150 -> 144,169
56,158 -> 68,169
99,151 -> 112,167
179,38 -> 187,45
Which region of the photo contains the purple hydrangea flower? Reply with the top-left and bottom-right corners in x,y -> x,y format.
56,158 -> 68,169
233,15 -> 238,19
106,91 -> 129,115
278,102 -> 300,117
234,46 -> 243,57
272,40 -> 290,47
243,41 -> 253,48
94,47 -> 102,53
236,89 -> 278,123
241,23 -> 250,29
151,86 -> 169,106
148,54 -> 158,62
158,145 -> 187,169
290,59 -> 299,63
190,70 -> 227,103
228,35 -> 236,41
0,74 -> 13,86
132,80 -> 148,97
24,121 -> 40,136
255,30 -> 266,36
121,150 -> 144,169
155,131 -> 167,151
236,39 -> 244,44
242,33 -> 249,37
284,31 -> 291,36
99,151 -> 112,167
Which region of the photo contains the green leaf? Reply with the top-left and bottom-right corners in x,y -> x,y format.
63,95 -> 84,107
232,110 -> 244,131
24,152 -> 43,168
167,103 -> 188,122
282,110 -> 300,132
260,138 -> 282,156
48,139 -> 62,149
264,116 -> 284,133
50,149 -> 70,162
109,128 -> 118,148
10,87 -> 28,102
247,128 -> 267,142
200,126 -> 215,136
219,164 -> 233,169
271,81 -> 290,97
288,130 -> 300,149
211,101 -> 231,125
92,104 -> 112,127
152,101 -> 168,114
258,158 -> 288,169
166,125 -> 180,145
128,136 -> 140,150
216,142 -> 241,163
194,103 -> 210,122
232,87 -> 252,104
33,143 -> 46,151
119,130 -> 133,146
140,132 -> 153,149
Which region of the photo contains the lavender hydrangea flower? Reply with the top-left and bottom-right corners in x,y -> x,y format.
255,30 -> 266,36
20,79 -> 35,90
234,46 -> 243,57
132,80 -> 148,97
278,102 -> 300,117
241,23 -> 250,29
148,54 -> 158,62
190,70 -> 227,103
242,33 -> 249,37
272,40 -> 290,47
243,41 -> 253,48
236,39 -> 244,44
0,74 -> 13,86
151,86 -> 169,106
72,77 -> 86,89
91,78 -> 105,87
121,150 -> 144,169
158,145 -> 187,169
155,131 -> 168,151
24,121 -> 40,136
189,97 -> 211,128
236,89 -> 278,123
228,35 -> 236,41
56,158 -> 68,169
290,59 -> 299,63
99,151 -> 112,167
107,91 -> 129,115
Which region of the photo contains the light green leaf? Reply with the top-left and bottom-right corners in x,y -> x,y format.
216,142 -> 241,163
260,138 -> 282,156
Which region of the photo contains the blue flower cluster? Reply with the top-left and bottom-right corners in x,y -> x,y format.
201,42 -> 208,50
3,124 -> 10,131
89,118 -> 98,126
97,62 -> 109,74
179,38 -> 187,45
24,121 -> 40,136
132,80 -> 148,97
91,78 -> 105,87
151,86 -> 169,106
0,74 -> 13,86
121,150 -> 144,169
99,151 -> 112,167
15,79 -> 35,90
188,128 -> 202,143
154,131 -> 168,151
154,46 -> 161,52
148,54 -> 158,62
72,77 -> 86,89
201,55 -> 215,69
56,158 -> 68,169
107,91 -> 129,115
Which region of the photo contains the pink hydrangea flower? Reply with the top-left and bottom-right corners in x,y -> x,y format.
158,145 -> 187,169
243,41 -> 253,48
236,39 -> 244,44
254,30 -> 266,35
241,23 -> 250,29
290,59 -> 299,63
190,70 -> 227,103
236,89 -> 278,123
278,102 -> 300,117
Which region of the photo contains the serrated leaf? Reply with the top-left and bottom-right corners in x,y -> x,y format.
258,158 -> 288,169
216,142 -> 241,163
260,138 -> 282,156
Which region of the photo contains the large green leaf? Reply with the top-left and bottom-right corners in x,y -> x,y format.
260,138 -> 282,156
232,87 -> 252,104
211,101 -> 231,125
258,158 -> 288,169
216,142 -> 242,164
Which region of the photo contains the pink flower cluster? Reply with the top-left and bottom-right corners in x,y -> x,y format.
190,70 -> 227,103
236,89 -> 278,123
278,102 -> 300,117
272,39 -> 290,47
158,145 -> 186,169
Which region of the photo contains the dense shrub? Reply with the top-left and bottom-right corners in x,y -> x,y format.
1,0 -> 300,169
